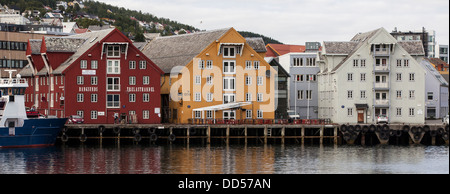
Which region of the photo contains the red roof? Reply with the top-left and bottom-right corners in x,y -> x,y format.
75,28 -> 90,34
265,44 -> 306,57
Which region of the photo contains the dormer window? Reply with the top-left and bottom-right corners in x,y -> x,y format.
223,46 -> 236,58
218,43 -> 244,57
107,45 -> 120,57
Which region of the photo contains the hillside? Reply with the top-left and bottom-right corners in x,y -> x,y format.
1,0 -> 283,44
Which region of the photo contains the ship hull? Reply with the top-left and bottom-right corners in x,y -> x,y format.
0,118 -> 67,148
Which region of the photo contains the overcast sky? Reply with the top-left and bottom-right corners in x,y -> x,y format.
96,0 -> 449,46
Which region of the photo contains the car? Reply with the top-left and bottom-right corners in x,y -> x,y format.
68,115 -> 84,124
377,114 -> 389,124
443,115 -> 449,125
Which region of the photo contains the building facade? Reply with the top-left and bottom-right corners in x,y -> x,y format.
318,28 -> 426,124
439,45 -> 448,63
421,59 -> 449,119
141,28 -> 279,124
19,28 -> 164,124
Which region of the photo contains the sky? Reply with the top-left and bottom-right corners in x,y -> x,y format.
96,0 -> 449,46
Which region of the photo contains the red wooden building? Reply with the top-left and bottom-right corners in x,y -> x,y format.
19,28 -> 164,124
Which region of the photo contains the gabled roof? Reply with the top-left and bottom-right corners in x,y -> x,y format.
323,41 -> 359,55
141,28 -> 231,73
421,59 -> 449,87
265,44 -> 306,57
426,58 -> 449,68
44,36 -> 86,53
28,39 -> 43,55
245,37 -> 267,53
397,41 -> 425,56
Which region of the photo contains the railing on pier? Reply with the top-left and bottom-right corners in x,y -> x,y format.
188,118 -> 333,125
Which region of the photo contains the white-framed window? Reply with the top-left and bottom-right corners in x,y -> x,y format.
206,76 -> 213,85
293,58 -> 303,66
360,73 -> 366,82
396,73 -> 402,81
245,76 -> 252,85
91,94 -> 98,103
91,110 -> 98,119
396,108 -> 402,116
206,110 -> 213,119
223,77 -> 236,91
223,61 -> 236,74
143,93 -> 150,102
107,77 -> 120,91
77,93 -> 84,102
297,90 -> 303,100
360,90 -> 366,99
295,74 -> 304,82
139,61 -> 147,69
409,73 -> 415,81
129,61 -> 136,69
107,60 -> 120,74
306,90 -> 312,100
206,93 -> 213,102
129,76 -> 136,85
198,60 -> 205,69
91,76 -> 98,85
143,110 -> 150,119
77,110 -> 84,118
254,61 -> 260,70
246,110 -> 252,119
306,74 -> 316,82
194,75 -> 201,85
223,46 -> 236,58
77,76 -> 84,85
246,61 -> 252,69
409,108 -> 415,116
129,93 -> 136,102
80,60 -> 87,69
427,92 -> 434,101
257,76 -> 263,85
246,93 -> 252,102
397,59 -> 402,67
129,111 -> 136,116
223,93 -> 235,104
404,59 -> 409,67
194,111 -> 202,119
347,73 -> 353,81
194,92 -> 201,102
409,90 -> 415,99
396,90 -> 402,99
257,110 -> 263,119
257,93 -> 263,102
347,108 -> 353,116
143,76 -> 150,85
91,60 -> 98,69
206,60 -> 213,69
107,45 -> 120,57
347,90 -> 353,99
107,94 -> 120,108
360,59 -> 366,67
353,59 -> 358,67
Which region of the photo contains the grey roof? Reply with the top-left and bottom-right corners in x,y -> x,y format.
141,28 -> 231,73
53,28 -> 115,74
397,41 -> 425,56
88,25 -> 112,31
44,36 -> 87,52
245,37 -> 267,53
18,64 -> 34,77
323,41 -> 359,55
29,39 -> 42,54
133,42 -> 147,50
421,59 -> 449,86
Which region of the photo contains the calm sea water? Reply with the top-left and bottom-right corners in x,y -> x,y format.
0,144 -> 448,174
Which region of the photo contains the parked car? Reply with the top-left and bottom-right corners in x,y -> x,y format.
68,115 -> 84,124
377,115 -> 388,124
443,115 -> 449,125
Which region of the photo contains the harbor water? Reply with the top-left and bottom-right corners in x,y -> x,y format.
0,144 -> 448,174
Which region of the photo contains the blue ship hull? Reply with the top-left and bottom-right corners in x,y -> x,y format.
0,118 -> 67,148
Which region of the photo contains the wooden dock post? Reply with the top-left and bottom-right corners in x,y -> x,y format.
226,125 -> 230,144
186,127 -> 190,145
244,126 -> 248,144
333,127 -> 338,145
281,127 -> 285,144
207,126 -> 211,144
301,126 -> 305,145
320,126 -> 324,145
264,125 -> 268,144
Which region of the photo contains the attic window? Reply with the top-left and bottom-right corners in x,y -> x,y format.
218,43 -> 244,57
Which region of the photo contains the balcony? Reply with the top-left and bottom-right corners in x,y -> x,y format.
374,64 -> 389,72
373,48 -> 390,56
374,82 -> 389,90
374,99 -> 389,107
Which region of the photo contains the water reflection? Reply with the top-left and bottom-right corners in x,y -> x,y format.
0,145 -> 448,174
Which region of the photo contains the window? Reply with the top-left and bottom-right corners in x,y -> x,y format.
91,111 -> 98,119
347,108 -> 353,116
404,59 -> 409,67
306,74 -> 316,82
91,76 -> 98,85
143,110 -> 150,119
139,61 -> 147,69
347,90 -> 353,99
129,93 -> 136,102
129,61 -> 136,69
409,90 -> 415,99
194,111 -> 201,119
245,76 -> 252,85
257,76 -> 263,85
353,59 -> 358,67
246,110 -> 252,119
206,110 -> 213,119
409,108 -> 415,116
129,76 -> 136,85
194,92 -> 201,102
223,77 -> 236,91
409,73 -> 415,81
360,73 -> 366,82
347,73 -> 353,81
77,76 -> 84,85
107,77 -> 120,91
143,93 -> 150,102
396,91 -> 402,99
397,59 -> 402,67
223,94 -> 235,104
91,60 -> 98,69
107,94 -> 120,108
257,110 -> 263,119
246,93 -> 252,102
293,58 -> 303,66
223,46 -> 236,58
206,93 -> 213,102
257,93 -> 263,102
223,61 -> 236,74
295,74 -> 304,82
107,60 -> 120,74
396,108 -> 402,116
427,92 -> 433,101
80,60 -> 87,69
206,76 -> 213,85
360,91 -> 366,99
297,90 -> 303,100
77,110 -> 84,118
360,59 -> 366,67
206,60 -> 213,69
254,61 -> 260,70
246,61 -> 252,69
107,45 -> 120,57
396,73 -> 402,81
77,93 -> 84,102
198,60 -> 205,69
143,76 -> 150,85
306,90 -> 312,100
91,94 -> 98,103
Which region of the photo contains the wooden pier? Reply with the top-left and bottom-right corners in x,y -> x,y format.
60,123 -> 449,146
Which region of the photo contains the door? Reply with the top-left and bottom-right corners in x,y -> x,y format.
223,110 -> 236,120
357,109 -> 364,124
